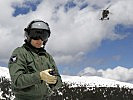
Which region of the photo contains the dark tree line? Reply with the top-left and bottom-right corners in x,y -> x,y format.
50,83 -> 133,100
0,77 -> 133,100
0,77 -> 14,100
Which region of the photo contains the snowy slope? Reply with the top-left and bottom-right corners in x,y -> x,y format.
0,66 -> 10,78
0,66 -> 133,88
61,75 -> 133,88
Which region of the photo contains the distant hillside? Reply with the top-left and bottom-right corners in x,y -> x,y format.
0,66 -> 10,78
1,66 -> 133,88
0,66 -> 133,100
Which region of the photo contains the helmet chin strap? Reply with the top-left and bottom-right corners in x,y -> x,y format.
43,40 -> 48,46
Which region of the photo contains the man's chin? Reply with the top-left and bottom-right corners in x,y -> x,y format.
35,45 -> 42,48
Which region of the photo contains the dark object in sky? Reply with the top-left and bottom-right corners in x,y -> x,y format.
100,5 -> 111,21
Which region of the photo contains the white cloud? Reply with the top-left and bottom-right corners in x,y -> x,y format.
99,66 -> 133,82
78,67 -> 102,76
0,0 -> 133,65
78,66 -> 133,83
110,0 -> 133,24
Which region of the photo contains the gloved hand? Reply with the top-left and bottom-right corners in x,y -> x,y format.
40,69 -> 57,84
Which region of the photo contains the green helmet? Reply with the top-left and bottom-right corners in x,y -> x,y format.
24,20 -> 51,41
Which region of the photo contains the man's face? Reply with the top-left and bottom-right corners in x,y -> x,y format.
31,39 -> 43,48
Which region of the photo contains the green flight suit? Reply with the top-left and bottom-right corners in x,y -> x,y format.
8,43 -> 62,100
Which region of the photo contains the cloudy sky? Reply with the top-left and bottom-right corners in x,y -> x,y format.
0,0 -> 133,82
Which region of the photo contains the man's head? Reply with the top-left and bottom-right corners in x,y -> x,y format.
24,19 -> 51,48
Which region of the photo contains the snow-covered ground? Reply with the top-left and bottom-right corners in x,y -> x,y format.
0,66 -> 10,78
1,66 -> 133,88
61,75 -> 133,88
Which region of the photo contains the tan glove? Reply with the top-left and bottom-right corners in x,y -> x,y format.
40,69 -> 57,84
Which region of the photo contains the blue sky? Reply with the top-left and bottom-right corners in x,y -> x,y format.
0,0 -> 133,77
58,31 -> 133,75
12,0 -> 42,16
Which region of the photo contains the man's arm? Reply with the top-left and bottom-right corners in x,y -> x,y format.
8,47 -> 41,89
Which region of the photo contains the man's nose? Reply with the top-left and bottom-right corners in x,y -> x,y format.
37,39 -> 43,42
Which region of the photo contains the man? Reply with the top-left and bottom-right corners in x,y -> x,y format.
8,20 -> 62,100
